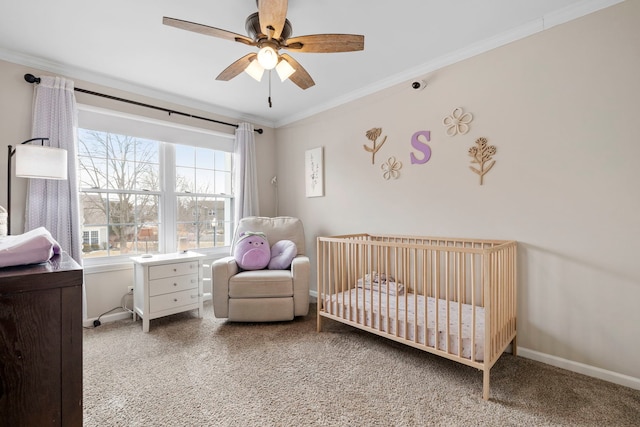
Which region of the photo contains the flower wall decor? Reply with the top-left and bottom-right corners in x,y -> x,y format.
363,127 -> 387,164
443,107 -> 473,137
468,137 -> 496,185
381,156 -> 403,180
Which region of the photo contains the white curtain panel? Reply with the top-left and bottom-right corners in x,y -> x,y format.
26,76 -> 86,318
26,76 -> 81,263
234,122 -> 260,220
26,75 -> 84,316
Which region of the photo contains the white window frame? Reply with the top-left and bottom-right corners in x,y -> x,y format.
77,104 -> 235,268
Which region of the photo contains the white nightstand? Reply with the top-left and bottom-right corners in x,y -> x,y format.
130,252 -> 205,332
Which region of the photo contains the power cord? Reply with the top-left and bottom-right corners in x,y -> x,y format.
84,289 -> 134,329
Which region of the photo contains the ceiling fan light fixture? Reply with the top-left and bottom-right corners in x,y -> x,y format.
244,59 -> 265,81
257,46 -> 278,70
275,58 -> 296,82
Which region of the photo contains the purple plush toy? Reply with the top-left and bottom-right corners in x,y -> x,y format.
233,231 -> 271,270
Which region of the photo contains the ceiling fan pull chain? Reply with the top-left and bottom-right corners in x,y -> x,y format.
268,70 -> 273,108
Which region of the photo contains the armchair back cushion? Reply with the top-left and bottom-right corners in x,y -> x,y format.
231,216 -> 305,257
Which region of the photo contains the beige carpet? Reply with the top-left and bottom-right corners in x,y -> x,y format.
83,302 -> 640,426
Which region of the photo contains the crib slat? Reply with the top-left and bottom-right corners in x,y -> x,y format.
445,250 -> 450,354
457,252 -> 463,358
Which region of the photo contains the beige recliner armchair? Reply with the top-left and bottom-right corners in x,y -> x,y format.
212,216 -> 310,322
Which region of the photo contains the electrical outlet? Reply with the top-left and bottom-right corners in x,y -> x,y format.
127,286 -> 134,293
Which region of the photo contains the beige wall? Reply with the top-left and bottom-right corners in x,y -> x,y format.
0,59 -> 277,319
275,1 -> 640,381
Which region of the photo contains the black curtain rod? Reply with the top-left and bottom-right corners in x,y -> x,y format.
23,73 -> 263,134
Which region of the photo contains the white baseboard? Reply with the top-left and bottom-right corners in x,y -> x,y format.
518,347 -> 640,391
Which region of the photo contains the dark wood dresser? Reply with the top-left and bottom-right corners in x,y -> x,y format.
0,252 -> 83,427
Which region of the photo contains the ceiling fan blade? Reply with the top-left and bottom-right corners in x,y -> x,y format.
258,0 -> 288,39
285,34 -> 365,53
163,17 -> 255,45
280,54 -> 315,90
216,53 -> 257,81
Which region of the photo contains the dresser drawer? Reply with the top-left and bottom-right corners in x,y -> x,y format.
149,289 -> 199,313
149,274 -> 198,297
148,261 -> 199,280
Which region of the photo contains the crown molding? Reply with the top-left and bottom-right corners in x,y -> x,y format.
0,48 -> 276,129
275,0 -> 624,128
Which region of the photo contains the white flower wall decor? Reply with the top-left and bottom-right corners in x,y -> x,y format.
443,107 -> 473,137
382,156 -> 403,180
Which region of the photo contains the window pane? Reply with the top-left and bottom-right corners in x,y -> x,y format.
108,195 -> 135,235
195,169 -> 215,193
215,171 -> 232,194
176,167 -> 195,193
176,195 -> 196,222
195,147 -> 214,169
81,192 -> 108,225
79,157 -> 107,190
136,139 -> 159,163
136,194 -> 159,224
136,162 -> 160,191
177,222 -> 196,251
107,134 -> 136,161
214,151 -> 231,170
109,224 -> 136,255
137,226 -> 158,254
175,145 -> 195,167
78,129 -> 107,158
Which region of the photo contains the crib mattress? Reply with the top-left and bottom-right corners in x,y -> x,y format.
324,288 -> 485,361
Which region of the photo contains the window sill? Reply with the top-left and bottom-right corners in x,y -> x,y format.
82,247 -> 230,274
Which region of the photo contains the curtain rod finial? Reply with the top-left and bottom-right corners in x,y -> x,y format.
24,74 -> 41,84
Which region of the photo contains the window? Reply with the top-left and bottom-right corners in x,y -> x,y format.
82,230 -> 100,246
175,145 -> 233,251
77,106 -> 235,261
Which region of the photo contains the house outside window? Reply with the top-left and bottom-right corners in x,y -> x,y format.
77,106 -> 235,262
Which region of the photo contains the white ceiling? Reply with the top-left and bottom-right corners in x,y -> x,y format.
0,0 -> 620,128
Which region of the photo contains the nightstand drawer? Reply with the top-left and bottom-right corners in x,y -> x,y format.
149,289 -> 199,313
149,275 -> 198,297
149,261 -> 199,280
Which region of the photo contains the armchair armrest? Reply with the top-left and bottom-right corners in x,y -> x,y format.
291,255 -> 310,316
212,256 -> 238,318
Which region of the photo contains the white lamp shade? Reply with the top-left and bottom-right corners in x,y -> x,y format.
275,58 -> 296,82
15,144 -> 68,180
257,46 -> 278,70
244,59 -> 265,82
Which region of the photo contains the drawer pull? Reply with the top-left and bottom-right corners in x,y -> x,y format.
173,268 -> 177,272
173,298 -> 178,302
173,283 -> 178,286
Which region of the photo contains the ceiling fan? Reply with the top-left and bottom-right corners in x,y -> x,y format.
163,0 -> 364,93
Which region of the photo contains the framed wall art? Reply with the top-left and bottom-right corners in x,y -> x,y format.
305,146 -> 324,197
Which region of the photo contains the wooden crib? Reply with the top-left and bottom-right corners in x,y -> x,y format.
316,234 -> 517,400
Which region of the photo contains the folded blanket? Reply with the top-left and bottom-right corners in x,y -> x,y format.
357,272 -> 405,296
0,227 -> 61,268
